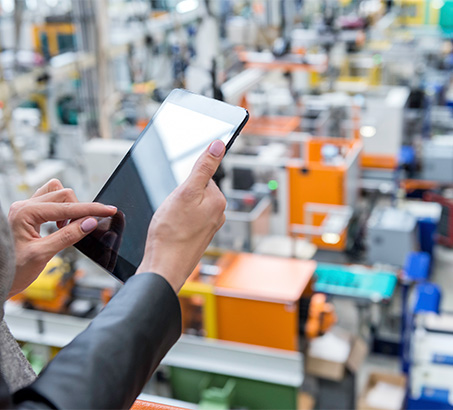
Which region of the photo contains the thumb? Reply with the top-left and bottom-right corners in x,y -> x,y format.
40,217 -> 98,258
187,140 -> 225,188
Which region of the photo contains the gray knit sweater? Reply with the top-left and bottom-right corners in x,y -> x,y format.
0,209 -> 36,392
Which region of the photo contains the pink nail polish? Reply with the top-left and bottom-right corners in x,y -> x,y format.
81,218 -> 97,233
209,140 -> 224,157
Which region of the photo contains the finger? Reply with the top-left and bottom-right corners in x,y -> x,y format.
88,211 -> 125,238
56,220 -> 69,229
205,178 -> 223,197
23,202 -> 117,225
31,188 -> 80,228
40,216 -> 100,258
186,140 -> 225,189
205,180 -> 227,212
31,188 -> 79,205
31,179 -> 64,198
215,213 -> 226,233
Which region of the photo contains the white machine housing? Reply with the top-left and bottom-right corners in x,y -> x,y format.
361,86 -> 410,159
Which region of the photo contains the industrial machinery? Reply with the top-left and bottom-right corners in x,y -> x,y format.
288,136 -> 362,251
214,253 -> 315,351
424,192 -> 453,248
299,92 -> 354,139
11,257 -> 75,314
367,207 -> 418,267
10,254 -> 116,317
314,262 -> 399,344
314,263 -> 398,302
421,136 -> 453,184
167,335 -> 303,410
395,0 -> 452,27
33,16 -> 76,60
305,293 -> 337,340
177,252 -> 328,351
335,53 -> 383,93
212,190 -> 272,252
403,283 -> 451,409
221,140 -> 292,237
361,86 -> 410,169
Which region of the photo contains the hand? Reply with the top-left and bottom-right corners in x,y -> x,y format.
137,140 -> 227,293
7,179 -> 117,298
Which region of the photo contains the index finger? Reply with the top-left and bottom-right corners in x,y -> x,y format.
24,202 -> 117,225
31,179 -> 64,198
186,140 -> 225,189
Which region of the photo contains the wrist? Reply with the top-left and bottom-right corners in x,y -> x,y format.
136,265 -> 183,294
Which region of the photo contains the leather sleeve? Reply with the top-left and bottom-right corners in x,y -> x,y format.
13,273 -> 181,410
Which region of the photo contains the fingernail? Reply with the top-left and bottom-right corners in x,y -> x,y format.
209,140 -> 224,157
106,205 -> 117,211
81,218 -> 98,233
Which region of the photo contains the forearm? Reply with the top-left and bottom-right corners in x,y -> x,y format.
14,273 -> 181,410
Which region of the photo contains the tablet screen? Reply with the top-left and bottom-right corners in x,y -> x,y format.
156,102 -> 235,185
75,91 -> 247,282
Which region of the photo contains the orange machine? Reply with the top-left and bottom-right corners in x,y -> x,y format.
213,253 -> 316,351
287,137 -> 362,251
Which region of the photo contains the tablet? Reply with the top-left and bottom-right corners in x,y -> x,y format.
74,89 -> 249,282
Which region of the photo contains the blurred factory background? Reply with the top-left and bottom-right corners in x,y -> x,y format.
2,0 -> 453,409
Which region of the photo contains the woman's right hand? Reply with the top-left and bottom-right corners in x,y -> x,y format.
136,140 -> 227,293
8,179 -> 117,298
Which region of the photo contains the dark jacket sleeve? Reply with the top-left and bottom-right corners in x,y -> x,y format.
12,272 -> 181,410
